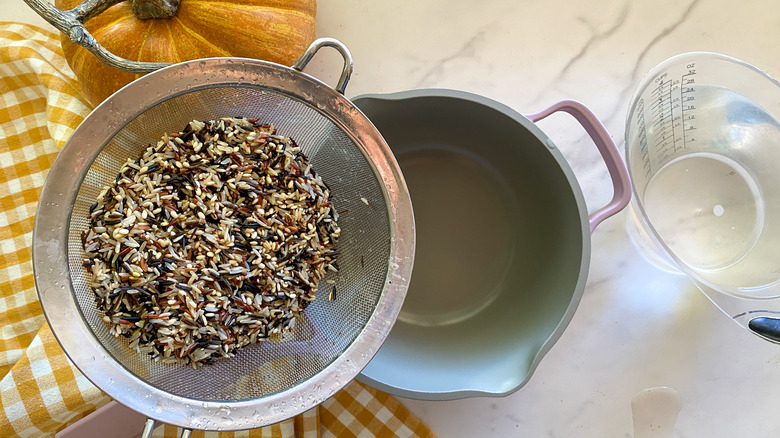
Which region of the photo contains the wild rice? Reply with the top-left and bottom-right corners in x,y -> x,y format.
82,117 -> 340,367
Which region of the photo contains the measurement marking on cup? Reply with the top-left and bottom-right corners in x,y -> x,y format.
649,64 -> 698,154
668,80 -> 678,152
680,65 -> 697,148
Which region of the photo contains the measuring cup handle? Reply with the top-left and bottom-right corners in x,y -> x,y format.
525,100 -> 632,233
292,37 -> 354,95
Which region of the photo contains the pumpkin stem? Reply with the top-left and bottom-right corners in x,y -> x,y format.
131,0 -> 181,19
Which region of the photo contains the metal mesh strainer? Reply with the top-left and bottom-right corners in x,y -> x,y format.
33,39 -> 414,433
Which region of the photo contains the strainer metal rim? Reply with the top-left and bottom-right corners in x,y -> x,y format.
32,55 -> 415,430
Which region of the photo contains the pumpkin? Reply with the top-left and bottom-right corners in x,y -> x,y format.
54,0 -> 316,107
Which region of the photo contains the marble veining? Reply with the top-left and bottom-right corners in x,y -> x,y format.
8,0 -> 780,436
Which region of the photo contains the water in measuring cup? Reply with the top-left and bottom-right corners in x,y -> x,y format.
643,152 -> 762,269
640,85 -> 780,291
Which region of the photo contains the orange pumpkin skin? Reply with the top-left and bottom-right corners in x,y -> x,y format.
55,0 -> 317,107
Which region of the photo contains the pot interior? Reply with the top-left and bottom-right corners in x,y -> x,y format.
354,91 -> 588,399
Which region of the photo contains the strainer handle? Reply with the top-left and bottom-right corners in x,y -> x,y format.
138,419 -> 191,437
292,37 -> 354,95
524,100 -> 632,233
140,418 -> 155,438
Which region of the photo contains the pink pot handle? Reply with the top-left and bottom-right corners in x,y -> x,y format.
524,100 -> 631,234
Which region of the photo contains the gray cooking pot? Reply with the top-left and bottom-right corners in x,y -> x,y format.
352,89 -> 631,400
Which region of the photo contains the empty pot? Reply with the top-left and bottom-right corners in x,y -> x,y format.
353,89 -> 631,399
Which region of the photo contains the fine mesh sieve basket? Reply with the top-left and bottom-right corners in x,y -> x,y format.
32,39 -> 415,434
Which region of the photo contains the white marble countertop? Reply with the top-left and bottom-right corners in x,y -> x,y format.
8,0 -> 780,436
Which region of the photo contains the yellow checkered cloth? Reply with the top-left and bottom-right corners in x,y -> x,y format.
0,22 -> 435,438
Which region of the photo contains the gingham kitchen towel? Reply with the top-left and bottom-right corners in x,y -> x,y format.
0,22 -> 435,438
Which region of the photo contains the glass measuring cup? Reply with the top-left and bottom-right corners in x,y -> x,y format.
625,52 -> 780,341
